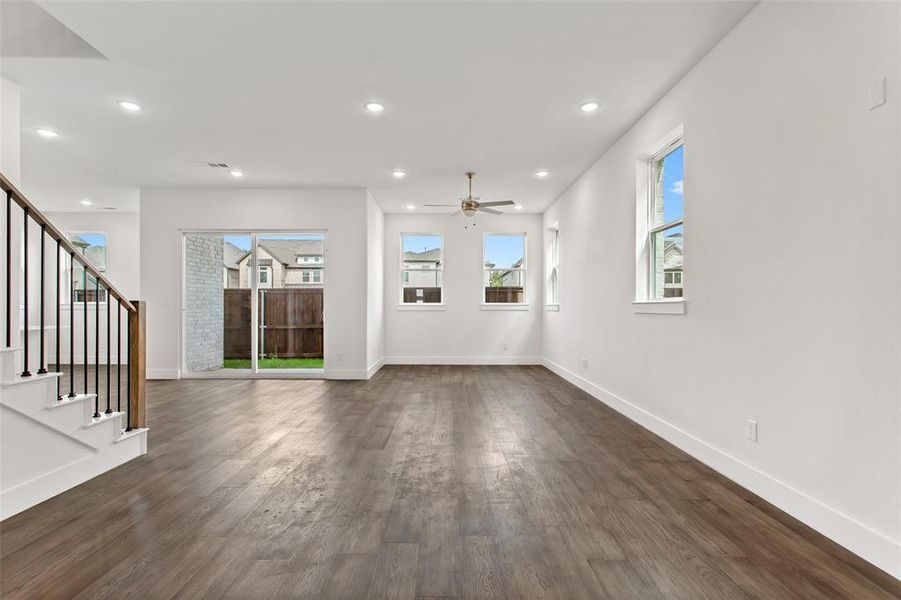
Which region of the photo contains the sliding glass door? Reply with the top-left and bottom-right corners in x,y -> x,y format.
182,231 -> 325,376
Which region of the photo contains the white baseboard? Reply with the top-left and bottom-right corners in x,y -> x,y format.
325,367 -> 370,380
366,358 -> 385,379
542,357 -> 901,581
385,356 -> 542,366
147,368 -> 180,380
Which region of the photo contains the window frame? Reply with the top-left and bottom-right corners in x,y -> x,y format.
634,124 -> 685,314
546,225 -> 560,308
399,232 -> 444,306
482,232 -> 528,308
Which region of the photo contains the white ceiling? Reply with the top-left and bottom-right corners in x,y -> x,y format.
2,1 -> 755,214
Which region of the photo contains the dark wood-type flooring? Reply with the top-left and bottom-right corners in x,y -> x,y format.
2,365 -> 898,599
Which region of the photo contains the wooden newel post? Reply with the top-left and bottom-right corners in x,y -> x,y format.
128,300 -> 146,429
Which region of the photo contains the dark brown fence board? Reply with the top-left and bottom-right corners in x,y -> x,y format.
224,288 -> 323,359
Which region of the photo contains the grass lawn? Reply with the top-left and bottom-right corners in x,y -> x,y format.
222,357 -> 324,369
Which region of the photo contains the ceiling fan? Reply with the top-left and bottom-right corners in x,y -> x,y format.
425,171 -> 516,216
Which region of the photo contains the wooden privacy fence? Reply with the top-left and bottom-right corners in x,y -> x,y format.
224,288 -> 323,359
484,286 -> 524,303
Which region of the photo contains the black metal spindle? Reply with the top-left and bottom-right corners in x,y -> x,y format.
117,300 -> 121,413
82,263 -> 87,395
105,290 -> 111,414
55,239 -> 61,398
125,309 -> 132,432
21,209 -> 31,377
93,277 -> 100,418
68,252 -> 75,397
5,192 -> 10,348
37,225 -> 47,374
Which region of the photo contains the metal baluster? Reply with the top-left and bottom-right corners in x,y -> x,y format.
37,225 -> 47,374
117,300 -> 121,413
21,209 -> 31,377
55,239 -> 61,398
93,277 -> 100,418
68,252 -> 75,397
105,290 -> 111,414
5,192 -> 10,348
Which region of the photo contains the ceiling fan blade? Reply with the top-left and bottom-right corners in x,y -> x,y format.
479,207 -> 503,215
424,204 -> 459,207
478,200 -> 515,207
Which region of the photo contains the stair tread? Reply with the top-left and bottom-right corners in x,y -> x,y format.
2,371 -> 63,387
116,427 -> 149,443
50,393 -> 97,408
85,411 -> 125,428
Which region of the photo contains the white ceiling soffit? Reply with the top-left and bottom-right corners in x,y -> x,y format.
3,1 -> 757,214
1,1 -> 105,59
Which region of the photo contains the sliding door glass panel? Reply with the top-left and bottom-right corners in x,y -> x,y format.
184,233 -> 251,372
255,234 -> 324,370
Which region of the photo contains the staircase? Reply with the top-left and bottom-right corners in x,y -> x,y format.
0,173 -> 148,520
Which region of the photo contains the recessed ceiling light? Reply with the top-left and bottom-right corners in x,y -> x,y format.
118,100 -> 142,112
406,204 -> 415,210
230,171 -> 244,178
514,205 -> 524,210
80,199 -> 93,206
579,101 -> 600,113
365,102 -> 385,113
36,128 -> 59,138
535,170 -> 550,178
392,169 -> 406,179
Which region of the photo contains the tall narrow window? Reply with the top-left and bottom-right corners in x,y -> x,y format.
547,226 -> 559,306
484,233 -> 526,304
648,142 -> 683,299
401,233 -> 443,304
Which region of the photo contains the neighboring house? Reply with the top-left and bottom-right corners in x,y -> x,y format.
236,239 -> 324,288
223,241 -> 244,288
402,248 -> 442,287
663,233 -> 683,297
485,257 -> 524,287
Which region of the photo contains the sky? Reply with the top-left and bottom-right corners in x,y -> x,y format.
662,144 -> 684,225
484,234 -> 524,268
76,233 -> 106,248
403,234 -> 442,254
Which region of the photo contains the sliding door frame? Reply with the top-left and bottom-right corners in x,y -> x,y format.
179,228 -> 326,379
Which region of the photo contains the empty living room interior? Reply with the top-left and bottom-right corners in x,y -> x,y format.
0,1 -> 899,598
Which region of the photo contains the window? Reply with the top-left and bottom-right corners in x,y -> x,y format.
68,232 -> 107,303
484,233 -> 526,304
547,226 -> 559,306
401,233 -> 443,304
302,269 -> 322,284
640,131 -> 684,302
258,266 -> 272,288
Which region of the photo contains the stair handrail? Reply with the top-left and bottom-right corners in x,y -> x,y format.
1,172 -> 135,313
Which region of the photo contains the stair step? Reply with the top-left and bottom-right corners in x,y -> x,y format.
115,427 -> 148,444
2,371 -> 62,388
84,411 -> 125,428
50,393 -> 96,409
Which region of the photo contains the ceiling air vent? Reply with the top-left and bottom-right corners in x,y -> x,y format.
207,162 -> 230,168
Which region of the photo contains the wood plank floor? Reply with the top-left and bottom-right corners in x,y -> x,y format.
2,365 -> 898,599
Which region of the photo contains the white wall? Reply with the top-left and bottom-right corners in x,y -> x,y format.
0,78 -> 21,185
366,192 -> 385,374
542,1 -> 900,578
384,212 -> 543,363
140,188 -> 370,379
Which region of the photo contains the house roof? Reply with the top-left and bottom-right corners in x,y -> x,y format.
223,240 -> 245,270
237,239 -> 324,267
403,248 -> 441,263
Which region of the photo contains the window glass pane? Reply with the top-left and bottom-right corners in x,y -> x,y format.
652,144 -> 684,227
402,234 -> 442,304
68,232 -> 108,302
651,224 -> 683,299
484,234 -> 525,269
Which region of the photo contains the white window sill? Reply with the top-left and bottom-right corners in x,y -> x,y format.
632,299 -> 685,314
545,304 -> 560,312
397,303 -> 446,311
480,303 -> 530,311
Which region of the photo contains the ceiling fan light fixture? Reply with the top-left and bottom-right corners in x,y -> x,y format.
462,207 -> 477,218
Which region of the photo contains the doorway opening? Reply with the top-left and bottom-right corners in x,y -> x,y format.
182,231 -> 325,377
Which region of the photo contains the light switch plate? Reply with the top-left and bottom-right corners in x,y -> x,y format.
868,77 -> 886,110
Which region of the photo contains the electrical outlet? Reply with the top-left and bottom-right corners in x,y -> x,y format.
502,343 -> 509,350
581,357 -> 589,370
868,77 -> 886,110
746,419 -> 758,442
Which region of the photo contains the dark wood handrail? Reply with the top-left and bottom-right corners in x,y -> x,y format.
0,172 -> 136,313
